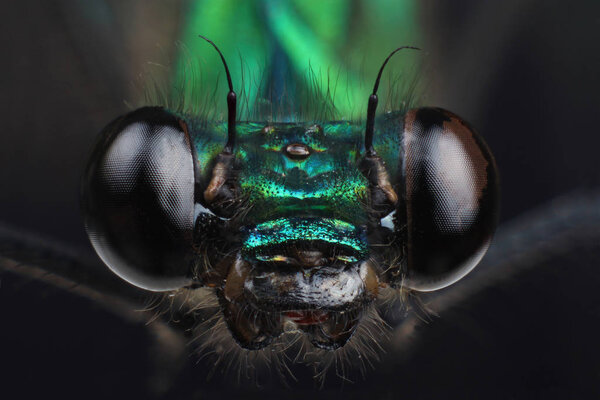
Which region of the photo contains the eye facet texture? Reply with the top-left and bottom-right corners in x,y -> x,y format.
401,108 -> 499,291
81,107 -> 196,291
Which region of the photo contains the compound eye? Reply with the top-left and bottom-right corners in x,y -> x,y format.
402,108 -> 499,291
81,107 -> 196,291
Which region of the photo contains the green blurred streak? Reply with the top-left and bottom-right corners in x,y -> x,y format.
172,0 -> 421,120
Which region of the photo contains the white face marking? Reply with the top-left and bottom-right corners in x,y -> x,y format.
380,210 -> 396,230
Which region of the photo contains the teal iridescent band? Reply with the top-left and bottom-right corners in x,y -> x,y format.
242,217 -> 368,257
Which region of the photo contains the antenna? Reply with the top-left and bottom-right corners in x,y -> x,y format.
199,35 -> 237,154
364,46 -> 420,156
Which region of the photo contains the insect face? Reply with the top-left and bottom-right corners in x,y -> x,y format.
81,40 -> 499,355
207,121 -> 377,350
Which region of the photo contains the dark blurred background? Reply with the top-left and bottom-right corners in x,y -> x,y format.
1,0 -> 599,398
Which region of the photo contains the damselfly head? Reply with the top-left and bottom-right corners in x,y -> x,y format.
81,38 -> 499,371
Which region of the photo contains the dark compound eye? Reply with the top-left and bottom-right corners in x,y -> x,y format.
400,107 -> 499,291
81,107 -> 197,291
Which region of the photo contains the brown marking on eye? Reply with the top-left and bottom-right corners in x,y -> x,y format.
403,109 -> 418,275
403,108 -> 417,201
440,110 -> 489,201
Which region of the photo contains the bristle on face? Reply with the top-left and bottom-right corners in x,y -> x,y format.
156,287 -> 410,385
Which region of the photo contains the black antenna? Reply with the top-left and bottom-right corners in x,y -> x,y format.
199,35 -> 237,154
365,46 -> 420,156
